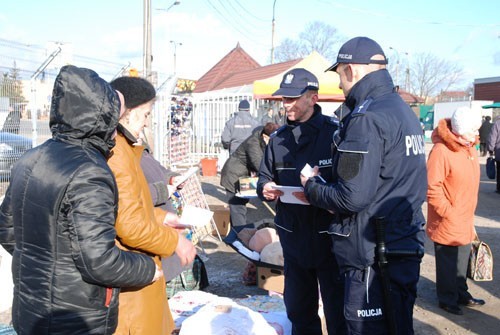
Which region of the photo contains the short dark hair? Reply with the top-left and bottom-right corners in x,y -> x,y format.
263,122 -> 279,136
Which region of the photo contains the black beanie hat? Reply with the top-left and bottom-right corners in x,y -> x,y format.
110,76 -> 156,109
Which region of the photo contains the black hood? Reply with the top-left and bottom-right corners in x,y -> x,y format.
49,65 -> 120,156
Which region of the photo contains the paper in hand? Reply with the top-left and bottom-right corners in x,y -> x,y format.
301,163 -> 326,182
271,185 -> 309,205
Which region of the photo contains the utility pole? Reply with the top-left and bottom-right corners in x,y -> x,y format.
170,41 -> 182,75
270,0 -> 277,64
143,0 -> 152,81
389,47 -> 400,87
405,58 -> 411,93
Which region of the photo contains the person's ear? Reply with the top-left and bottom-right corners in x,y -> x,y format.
345,64 -> 355,81
310,92 -> 319,105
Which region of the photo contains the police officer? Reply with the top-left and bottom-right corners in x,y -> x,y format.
257,68 -> 346,335
301,37 -> 427,334
221,99 -> 259,154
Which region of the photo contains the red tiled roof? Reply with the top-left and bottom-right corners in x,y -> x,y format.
439,91 -> 469,98
398,89 -> 424,104
218,59 -> 301,90
193,43 -> 301,93
193,43 -> 260,93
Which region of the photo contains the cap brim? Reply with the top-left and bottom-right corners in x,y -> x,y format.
325,62 -> 339,72
272,87 -> 303,98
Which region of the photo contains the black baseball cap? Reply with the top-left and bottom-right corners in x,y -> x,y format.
272,68 -> 319,98
326,36 -> 388,72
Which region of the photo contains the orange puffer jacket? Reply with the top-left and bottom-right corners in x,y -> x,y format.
108,131 -> 179,335
426,118 -> 480,246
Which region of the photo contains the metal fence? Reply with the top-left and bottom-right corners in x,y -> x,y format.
152,87 -> 271,171
1,62 -> 274,197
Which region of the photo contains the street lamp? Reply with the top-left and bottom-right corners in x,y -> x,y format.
170,40 -> 182,75
270,0 -> 277,64
156,1 -> 180,12
144,0 -> 181,80
389,47 -> 408,90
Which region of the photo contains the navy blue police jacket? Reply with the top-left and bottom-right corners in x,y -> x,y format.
257,105 -> 339,268
304,69 -> 427,272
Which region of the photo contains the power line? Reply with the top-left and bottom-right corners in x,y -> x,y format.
229,0 -> 268,22
204,0 -> 267,47
217,0 -> 267,38
316,0 -> 500,28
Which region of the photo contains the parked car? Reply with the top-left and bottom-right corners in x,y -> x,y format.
0,131 -> 32,181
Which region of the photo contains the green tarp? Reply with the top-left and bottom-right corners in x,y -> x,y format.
482,102 -> 500,109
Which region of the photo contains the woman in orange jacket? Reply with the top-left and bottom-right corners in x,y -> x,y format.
109,76 -> 196,334
426,106 -> 485,316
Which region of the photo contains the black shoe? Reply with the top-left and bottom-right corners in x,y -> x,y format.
439,303 -> 463,315
459,298 -> 486,307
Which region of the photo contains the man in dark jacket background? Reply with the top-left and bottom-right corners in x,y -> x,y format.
479,115 -> 492,156
487,116 -> 500,193
0,66 -> 160,335
221,122 -> 278,231
221,99 -> 259,154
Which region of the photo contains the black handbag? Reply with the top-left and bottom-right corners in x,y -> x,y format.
486,156 -> 496,180
166,255 -> 209,297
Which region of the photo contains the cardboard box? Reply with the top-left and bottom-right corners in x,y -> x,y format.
257,266 -> 284,294
209,204 -> 230,237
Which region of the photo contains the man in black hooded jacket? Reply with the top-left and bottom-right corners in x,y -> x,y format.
0,65 -> 160,335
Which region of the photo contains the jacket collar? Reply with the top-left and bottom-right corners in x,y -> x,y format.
117,123 -> 138,145
287,104 -> 323,129
344,69 -> 395,112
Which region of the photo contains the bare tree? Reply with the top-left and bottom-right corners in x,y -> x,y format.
274,21 -> 344,62
274,38 -> 305,62
409,52 -> 465,103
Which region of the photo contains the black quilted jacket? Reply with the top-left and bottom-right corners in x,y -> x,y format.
0,65 -> 155,335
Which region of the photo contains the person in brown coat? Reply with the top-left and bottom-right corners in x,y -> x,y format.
109,76 -> 196,334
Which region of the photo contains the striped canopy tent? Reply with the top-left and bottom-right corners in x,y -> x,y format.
253,51 -> 345,102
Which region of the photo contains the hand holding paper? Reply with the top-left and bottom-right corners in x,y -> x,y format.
271,185 -> 309,205
262,181 -> 283,201
300,163 -> 325,186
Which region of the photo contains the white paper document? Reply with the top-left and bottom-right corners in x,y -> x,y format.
179,205 -> 214,228
271,185 -> 309,205
300,163 -> 326,182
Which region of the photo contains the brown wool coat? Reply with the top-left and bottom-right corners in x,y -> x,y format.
426,118 -> 480,246
108,132 -> 179,335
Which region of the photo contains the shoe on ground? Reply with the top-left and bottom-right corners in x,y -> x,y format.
459,298 -> 486,307
439,303 -> 463,315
